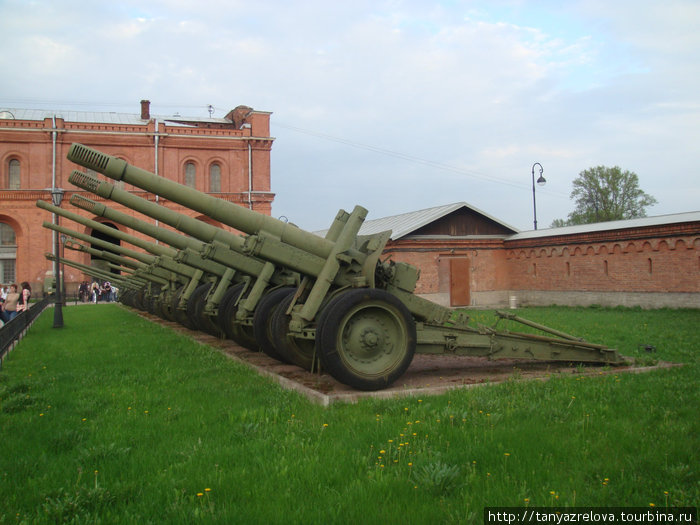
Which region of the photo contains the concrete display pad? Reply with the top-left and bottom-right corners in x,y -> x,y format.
136,310 -> 677,406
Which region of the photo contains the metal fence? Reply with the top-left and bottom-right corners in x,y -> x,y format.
0,297 -> 51,369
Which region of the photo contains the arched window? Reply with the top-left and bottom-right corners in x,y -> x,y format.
185,162 -> 196,188
7,159 -> 20,189
0,222 -> 17,283
209,163 -> 221,193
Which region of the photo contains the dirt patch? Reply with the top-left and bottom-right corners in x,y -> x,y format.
138,311 -> 674,405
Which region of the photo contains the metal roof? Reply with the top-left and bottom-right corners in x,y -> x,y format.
0,107 -> 230,127
316,202 -> 519,240
509,211 -> 700,241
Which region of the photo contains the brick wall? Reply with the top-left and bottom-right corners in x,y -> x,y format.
384,222 -> 700,309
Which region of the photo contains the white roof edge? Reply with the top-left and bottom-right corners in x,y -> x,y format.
509,211 -> 700,241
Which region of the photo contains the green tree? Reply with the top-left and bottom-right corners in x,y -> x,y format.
553,166 -> 657,226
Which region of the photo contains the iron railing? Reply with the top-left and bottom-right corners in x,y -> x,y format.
0,297 -> 51,369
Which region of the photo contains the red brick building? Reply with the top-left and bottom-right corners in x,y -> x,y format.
366,203 -> 700,309
0,101 -> 273,293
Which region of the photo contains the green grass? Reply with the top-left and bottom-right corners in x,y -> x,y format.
0,305 -> 698,524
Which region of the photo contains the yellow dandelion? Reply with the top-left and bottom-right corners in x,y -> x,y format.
205,488 -> 211,492
197,492 -> 204,497
323,423 -> 328,427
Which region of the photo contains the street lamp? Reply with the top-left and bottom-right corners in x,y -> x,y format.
50,187 -> 65,328
531,162 -> 546,230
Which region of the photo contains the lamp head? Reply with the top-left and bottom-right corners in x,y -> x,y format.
536,175 -> 546,186
50,188 -> 65,207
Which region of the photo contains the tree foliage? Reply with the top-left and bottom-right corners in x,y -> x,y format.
554,166 -> 657,226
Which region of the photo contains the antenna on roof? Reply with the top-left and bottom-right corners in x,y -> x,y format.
207,105 -> 214,117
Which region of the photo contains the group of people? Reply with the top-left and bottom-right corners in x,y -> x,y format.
78,280 -> 117,303
0,282 -> 32,324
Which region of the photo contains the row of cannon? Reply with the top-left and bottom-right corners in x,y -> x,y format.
39,144 -> 626,390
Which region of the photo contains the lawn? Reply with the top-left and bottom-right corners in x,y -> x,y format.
0,304 -> 697,524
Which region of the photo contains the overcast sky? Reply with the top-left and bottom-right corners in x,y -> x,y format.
1,0 -> 698,231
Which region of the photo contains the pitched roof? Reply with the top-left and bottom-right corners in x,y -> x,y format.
317,202 -> 519,240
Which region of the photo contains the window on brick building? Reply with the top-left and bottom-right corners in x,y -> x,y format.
209,163 -> 221,193
0,222 -> 17,283
7,159 -> 20,189
185,162 -> 196,188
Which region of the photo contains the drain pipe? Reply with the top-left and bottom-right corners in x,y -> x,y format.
247,142 -> 253,210
51,115 -> 58,272
154,118 -> 160,234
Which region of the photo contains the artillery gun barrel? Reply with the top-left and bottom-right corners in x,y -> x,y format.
68,144 -> 337,259
66,144 -> 381,284
45,253 -> 148,288
42,221 -> 187,283
67,170 -> 301,281
41,217 -> 203,283
64,238 -> 147,273
67,189 -> 264,280
38,199 -> 180,261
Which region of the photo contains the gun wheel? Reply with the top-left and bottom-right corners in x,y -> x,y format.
189,282 -> 224,338
253,287 -> 296,362
217,283 -> 258,350
316,289 -> 416,391
270,291 -> 316,370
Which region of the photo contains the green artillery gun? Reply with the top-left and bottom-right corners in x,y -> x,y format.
65,143 -> 627,391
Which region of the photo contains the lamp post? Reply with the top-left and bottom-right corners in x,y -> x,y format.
50,188 -> 65,328
60,234 -> 67,305
531,162 -> 546,230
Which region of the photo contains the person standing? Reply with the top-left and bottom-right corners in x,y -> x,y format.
1,284 -> 20,322
15,282 -> 31,313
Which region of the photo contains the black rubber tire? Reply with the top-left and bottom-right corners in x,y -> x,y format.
217,283 -> 258,350
315,288 -> 416,391
270,291 -> 316,370
186,283 -> 213,331
253,287 -> 296,362
191,283 -> 225,338
173,286 -> 197,330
